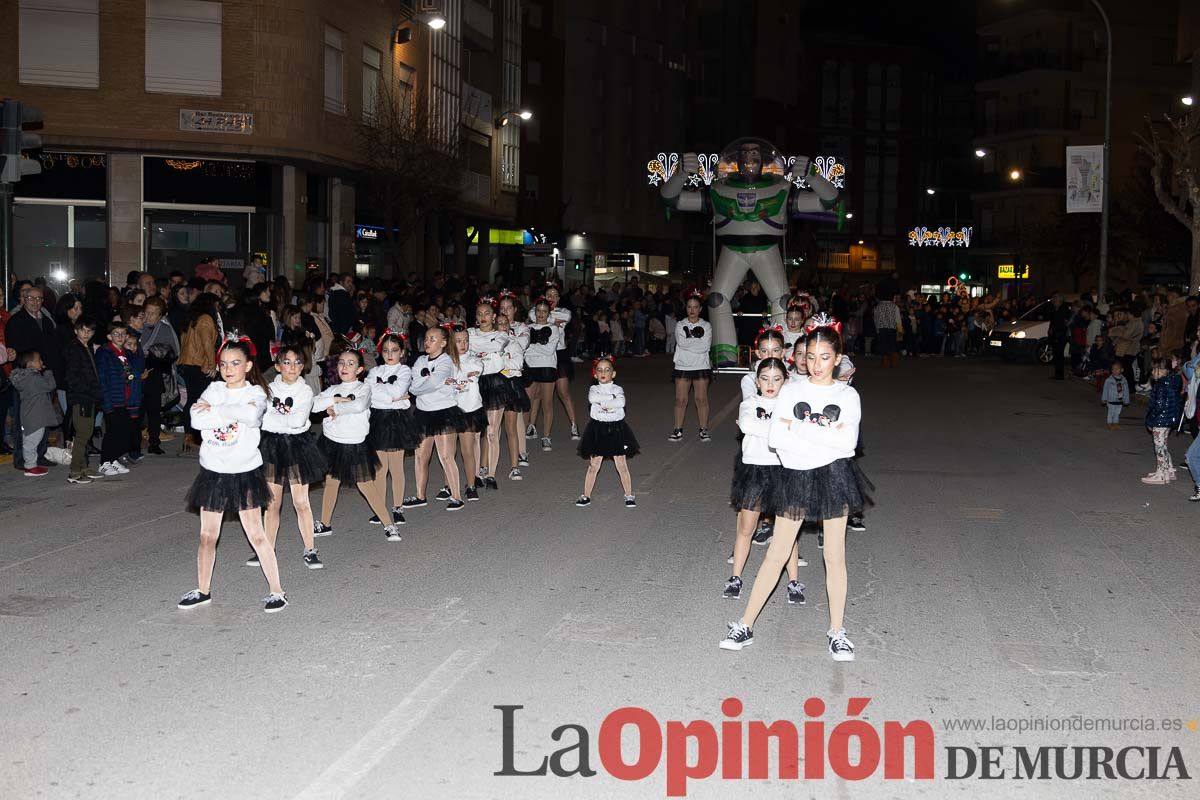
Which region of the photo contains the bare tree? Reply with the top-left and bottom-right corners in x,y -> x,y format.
1136,111 -> 1200,289
355,79 -> 466,276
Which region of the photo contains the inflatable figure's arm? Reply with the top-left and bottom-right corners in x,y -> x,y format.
660,152 -> 706,216
789,156 -> 840,215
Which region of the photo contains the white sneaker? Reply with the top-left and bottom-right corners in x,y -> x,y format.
541,437 -> 552,451
98,462 -> 121,477
828,628 -> 856,661
111,460 -> 130,474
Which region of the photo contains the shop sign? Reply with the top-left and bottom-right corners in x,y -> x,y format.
997,264 -> 1031,279
356,226 -> 379,240
179,109 -> 254,134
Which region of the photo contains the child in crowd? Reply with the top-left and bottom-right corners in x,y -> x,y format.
366,331 -> 420,525
575,355 -> 639,507
1142,357 -> 1182,485
452,326 -> 486,501
1100,361 -> 1130,430
95,321 -> 144,476
63,317 -> 104,484
10,350 -> 61,478
178,336 -> 286,613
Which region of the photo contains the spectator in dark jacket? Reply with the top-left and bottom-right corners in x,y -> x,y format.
6,285 -> 59,469
95,321 -> 144,473
1142,358 -> 1183,485
326,274 -> 357,335
63,317 -> 104,482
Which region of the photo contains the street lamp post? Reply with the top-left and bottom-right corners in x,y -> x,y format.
1090,0 -> 1112,304
1009,168 -> 1040,303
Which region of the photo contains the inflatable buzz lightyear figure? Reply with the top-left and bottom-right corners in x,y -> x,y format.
660,137 -> 840,366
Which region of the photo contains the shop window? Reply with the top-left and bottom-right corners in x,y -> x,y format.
145,0 -> 222,96
19,0 -> 99,89
324,26 -> 346,114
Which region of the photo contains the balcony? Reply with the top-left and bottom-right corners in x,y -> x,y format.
978,50 -> 1093,81
461,170 -> 492,209
976,109 -> 1083,137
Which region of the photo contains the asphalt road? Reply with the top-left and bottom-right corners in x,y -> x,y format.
1,354 -> 1198,799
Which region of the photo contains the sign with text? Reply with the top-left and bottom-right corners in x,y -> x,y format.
179,109 -> 254,134
997,264 -> 1031,279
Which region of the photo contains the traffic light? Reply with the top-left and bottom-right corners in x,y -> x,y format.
958,272 -> 971,281
2,99 -> 44,184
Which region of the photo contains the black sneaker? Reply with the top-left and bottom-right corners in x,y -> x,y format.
383,523 -> 403,542
828,628 -> 855,661
575,495 -> 591,507
446,499 -> 465,512
368,514 -> 382,525
719,621 -> 754,651
484,477 -> 499,491
517,453 -> 530,467
817,531 -> 824,549
787,581 -> 806,605
624,495 -> 637,508
1191,487 -> 1200,502
245,552 -> 260,567
313,521 -> 333,537
302,548 -> 324,569
402,496 -> 427,508
465,486 -> 480,502
752,521 -> 773,545
435,486 -> 452,501
473,476 -> 484,490
263,592 -> 288,613
177,589 -> 211,609
699,427 -> 712,442
667,428 -> 684,442
526,424 -> 537,438
390,507 -> 406,525
848,515 -> 866,532
722,575 -> 743,599
570,423 -> 581,440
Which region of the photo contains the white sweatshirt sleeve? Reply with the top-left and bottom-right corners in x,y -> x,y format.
737,398 -> 772,439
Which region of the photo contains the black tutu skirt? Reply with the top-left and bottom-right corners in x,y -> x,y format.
730,458 -> 782,514
673,368 -> 713,381
480,373 -> 522,411
578,419 -> 640,459
318,437 -> 379,484
186,466 -> 271,515
506,376 -> 532,412
775,458 -> 874,521
260,430 -> 328,486
556,349 -> 575,380
459,406 -> 488,433
415,405 -> 466,437
526,366 -> 558,384
369,407 -> 422,452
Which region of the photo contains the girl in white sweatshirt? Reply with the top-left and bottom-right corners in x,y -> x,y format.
526,299 -> 564,452
366,331 -> 420,527
575,356 -> 639,508
178,337 -> 286,614
496,309 -> 530,480
256,344 -> 326,571
470,299 -> 519,489
724,357 -> 803,606
405,326 -> 466,511
671,292 -> 714,443
453,326 -> 486,502
312,348 -> 399,541
721,321 -> 871,660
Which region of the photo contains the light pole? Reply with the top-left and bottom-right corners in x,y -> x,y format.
1089,0 -> 1112,305
1009,168 -> 1040,302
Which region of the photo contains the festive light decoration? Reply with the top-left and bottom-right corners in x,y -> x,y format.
907,226 -> 973,248
166,159 -> 203,171
647,153 -> 847,189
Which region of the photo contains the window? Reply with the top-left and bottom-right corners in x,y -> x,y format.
362,45 -> 381,124
527,60 -> 542,86
838,62 -> 854,126
821,60 -> 838,126
866,63 -> 882,130
397,63 -> 416,111
1070,89 -> 1096,119
524,174 -> 540,200
145,0 -> 222,95
19,0 -> 99,88
526,2 -> 542,28
324,26 -> 345,114
884,64 -> 901,131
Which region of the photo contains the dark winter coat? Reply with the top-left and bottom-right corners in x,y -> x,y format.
5,308 -> 61,378
63,339 -> 104,410
96,344 -> 145,413
1145,373 -> 1183,429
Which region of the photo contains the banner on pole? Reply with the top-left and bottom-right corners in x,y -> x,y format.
1066,145 -> 1103,213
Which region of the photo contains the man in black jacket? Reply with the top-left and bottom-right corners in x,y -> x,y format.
1048,294 -> 1073,380
6,285 -> 59,469
326,274 -> 357,335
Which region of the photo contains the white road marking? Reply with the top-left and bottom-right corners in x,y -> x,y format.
290,644 -> 496,800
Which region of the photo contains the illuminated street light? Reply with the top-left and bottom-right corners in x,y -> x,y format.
926,187 -> 936,195
427,15 -> 446,29
1183,95 -> 1195,107
974,148 -> 987,159
1009,168 -> 1023,182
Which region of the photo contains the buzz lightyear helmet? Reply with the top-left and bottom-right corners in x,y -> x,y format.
718,137 -> 787,182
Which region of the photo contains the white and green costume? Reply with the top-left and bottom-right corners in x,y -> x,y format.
661,138 -> 839,365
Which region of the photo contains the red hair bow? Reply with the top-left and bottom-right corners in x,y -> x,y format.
477,295 -> 499,309
591,353 -> 616,378
757,324 -> 784,337
376,327 -> 407,352
217,330 -> 257,358
804,312 -> 843,335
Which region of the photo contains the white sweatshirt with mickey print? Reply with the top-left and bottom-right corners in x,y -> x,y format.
191,382 -> 268,473
767,379 -> 861,470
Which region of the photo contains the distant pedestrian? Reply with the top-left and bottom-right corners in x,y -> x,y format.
1100,361 -> 1130,430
